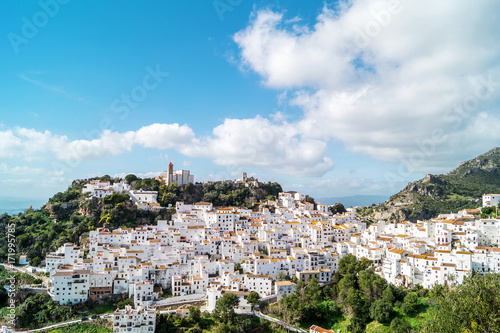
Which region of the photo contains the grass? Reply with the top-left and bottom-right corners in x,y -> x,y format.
392,296 -> 436,330
366,321 -> 390,333
86,305 -> 116,315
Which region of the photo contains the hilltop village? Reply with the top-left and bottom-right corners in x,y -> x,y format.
39,169 -> 500,332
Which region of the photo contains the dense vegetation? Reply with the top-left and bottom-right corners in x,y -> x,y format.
423,273 -> 500,333
262,255 -> 500,332
9,293 -> 75,328
157,179 -> 283,208
0,288 -> 116,329
47,325 -> 112,333
155,304 -> 271,333
266,254 -> 417,332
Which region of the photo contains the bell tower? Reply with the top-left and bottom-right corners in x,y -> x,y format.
167,162 -> 174,185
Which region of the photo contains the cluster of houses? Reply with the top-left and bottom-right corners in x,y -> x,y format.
43,189 -> 500,332
46,193 -> 359,332
82,179 -> 163,212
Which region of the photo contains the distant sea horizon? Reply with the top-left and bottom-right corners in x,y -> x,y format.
317,194 -> 389,208
0,198 -> 46,215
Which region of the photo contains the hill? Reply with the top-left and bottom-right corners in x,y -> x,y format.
0,175 -> 283,266
358,147 -> 500,222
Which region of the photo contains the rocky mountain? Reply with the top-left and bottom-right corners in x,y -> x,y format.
359,148 -> 500,222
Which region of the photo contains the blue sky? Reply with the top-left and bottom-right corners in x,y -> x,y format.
1,0 -> 500,205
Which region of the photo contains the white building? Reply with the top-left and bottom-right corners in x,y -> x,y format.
207,288 -> 252,313
45,243 -> 83,271
82,180 -> 130,199
133,281 -> 156,308
128,190 -> 161,211
19,255 -> 29,265
483,194 -> 500,208
129,190 -> 158,204
50,268 -> 90,305
275,280 -> 296,301
159,162 -> 194,186
113,305 -> 156,333
243,274 -> 272,296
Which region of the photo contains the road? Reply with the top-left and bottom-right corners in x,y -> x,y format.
1,264 -> 50,285
254,312 -> 307,333
26,313 -> 112,332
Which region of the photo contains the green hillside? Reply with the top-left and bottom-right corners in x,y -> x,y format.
359,148 -> 500,221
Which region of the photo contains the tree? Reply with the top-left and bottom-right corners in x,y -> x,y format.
338,254 -> 370,277
125,174 -> 139,184
189,306 -> 201,323
338,273 -> 356,299
30,256 -> 41,267
401,292 -> 419,315
347,317 -> 366,333
370,299 -> 393,324
0,287 -> 8,307
304,277 -> 323,304
247,291 -> 260,310
425,273 -> 500,333
100,174 -> 111,182
338,254 -> 358,276
358,268 -> 387,301
329,203 -> 347,215
382,285 -> 395,304
215,322 -> 239,333
390,317 -> 411,333
481,206 -> 495,215
343,287 -> 364,318
212,293 -> 240,324
117,298 -> 134,309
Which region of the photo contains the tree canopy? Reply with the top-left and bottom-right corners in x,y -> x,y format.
329,203 -> 347,215
247,291 -> 260,309
424,273 -> 500,332
212,293 -> 240,324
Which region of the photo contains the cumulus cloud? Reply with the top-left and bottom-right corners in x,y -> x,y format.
179,116 -> 333,176
0,163 -> 45,176
0,119 -> 331,177
135,123 -> 195,150
0,124 -> 193,163
234,0 -> 500,172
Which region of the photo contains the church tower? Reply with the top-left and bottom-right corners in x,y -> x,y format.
167,162 -> 174,185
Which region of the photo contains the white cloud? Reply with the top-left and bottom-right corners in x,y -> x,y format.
0,130 -> 22,159
135,123 -> 195,150
233,1 -> 500,172
0,123 -> 195,163
179,116 -> 333,177
0,163 -> 45,176
0,118 -> 332,178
